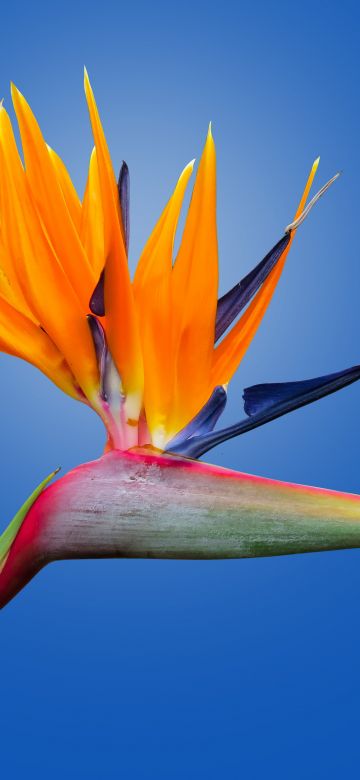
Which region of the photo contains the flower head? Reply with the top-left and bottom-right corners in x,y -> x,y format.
1,72 -> 360,609
0,71 -> 357,457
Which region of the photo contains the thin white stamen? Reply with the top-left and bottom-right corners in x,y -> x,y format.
285,172 -> 341,233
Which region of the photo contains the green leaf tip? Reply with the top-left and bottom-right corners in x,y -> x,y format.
0,467 -> 61,572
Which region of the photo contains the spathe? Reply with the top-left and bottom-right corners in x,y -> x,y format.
1,450 -> 360,609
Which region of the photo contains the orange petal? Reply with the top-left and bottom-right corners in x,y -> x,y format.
133,161 -> 194,444
0,228 -> 36,322
0,294 -> 80,399
0,106 -> 99,401
11,84 -> 96,309
168,126 -> 218,436
84,69 -> 143,409
211,158 -> 320,386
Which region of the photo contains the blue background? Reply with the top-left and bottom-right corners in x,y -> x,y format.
1,1 -> 360,776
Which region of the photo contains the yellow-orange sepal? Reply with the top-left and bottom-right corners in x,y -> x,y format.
84,70 -> 143,413
211,158 -> 320,386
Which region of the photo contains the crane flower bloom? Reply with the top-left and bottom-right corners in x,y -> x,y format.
1,71 -> 360,609
0,70 -> 357,461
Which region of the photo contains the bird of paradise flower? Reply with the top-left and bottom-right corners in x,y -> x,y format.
0,70 -> 359,609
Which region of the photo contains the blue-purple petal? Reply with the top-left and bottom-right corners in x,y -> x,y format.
89,269 -> 105,317
168,364 -> 360,458
243,368 -> 360,418
87,314 -> 108,400
166,386 -> 227,451
215,233 -> 290,342
118,161 -> 130,254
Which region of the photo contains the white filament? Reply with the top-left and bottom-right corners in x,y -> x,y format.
285,172 -> 341,233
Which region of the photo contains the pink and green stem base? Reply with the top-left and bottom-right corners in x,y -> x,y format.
1,451 -> 360,609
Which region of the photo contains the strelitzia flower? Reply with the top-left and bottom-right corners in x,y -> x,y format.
1,71 -> 360,609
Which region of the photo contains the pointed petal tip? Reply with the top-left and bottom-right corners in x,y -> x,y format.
202,124 -> 215,161
206,122 -> 215,146
10,82 -> 23,102
184,158 -> 196,174
10,82 -> 17,102
83,67 -> 91,94
10,82 -> 30,116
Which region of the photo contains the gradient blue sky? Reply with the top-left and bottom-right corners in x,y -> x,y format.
1,1 -> 360,777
